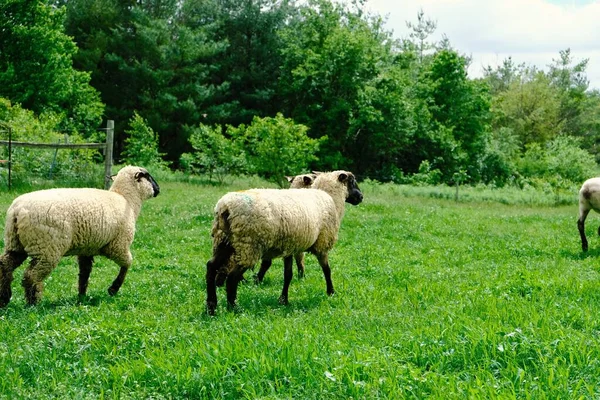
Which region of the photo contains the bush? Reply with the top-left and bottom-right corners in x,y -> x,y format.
180,124 -> 246,184
0,98 -> 100,189
121,112 -> 169,170
230,113 -> 322,187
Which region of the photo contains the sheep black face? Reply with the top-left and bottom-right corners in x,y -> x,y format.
340,173 -> 363,205
135,170 -> 160,197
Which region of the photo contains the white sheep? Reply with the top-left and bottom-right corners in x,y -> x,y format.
578,177 -> 600,251
0,166 -> 160,307
206,170 -> 363,315
254,173 -> 317,283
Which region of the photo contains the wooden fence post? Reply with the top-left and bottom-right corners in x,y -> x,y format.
104,120 -> 114,189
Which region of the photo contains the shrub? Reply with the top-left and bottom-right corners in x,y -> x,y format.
121,112 -> 169,170
180,124 -> 246,184
230,113 -> 322,187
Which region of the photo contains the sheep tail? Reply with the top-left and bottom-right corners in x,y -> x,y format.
211,208 -> 231,247
3,207 -> 25,252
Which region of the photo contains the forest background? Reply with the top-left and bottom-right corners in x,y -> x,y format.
1,0 -> 600,191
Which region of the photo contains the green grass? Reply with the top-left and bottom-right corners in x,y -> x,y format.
0,177 -> 599,398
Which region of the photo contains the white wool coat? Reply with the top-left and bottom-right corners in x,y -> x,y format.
3,166 -> 157,264
212,188 -> 340,268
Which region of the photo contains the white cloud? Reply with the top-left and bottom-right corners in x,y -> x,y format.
360,0 -> 600,89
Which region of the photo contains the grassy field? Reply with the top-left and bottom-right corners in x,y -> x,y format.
0,176 -> 599,399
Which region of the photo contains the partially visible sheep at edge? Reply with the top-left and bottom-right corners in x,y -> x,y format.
0,166 -> 160,307
206,170 -> 363,315
578,177 -> 600,251
254,173 -> 317,283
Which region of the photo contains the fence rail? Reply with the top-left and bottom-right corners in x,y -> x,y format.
0,120 -> 114,190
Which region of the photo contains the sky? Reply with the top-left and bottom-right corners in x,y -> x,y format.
359,0 -> 600,90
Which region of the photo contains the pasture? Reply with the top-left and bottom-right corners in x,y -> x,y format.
0,177 -> 599,399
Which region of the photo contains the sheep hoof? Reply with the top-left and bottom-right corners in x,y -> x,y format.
278,295 -> 288,305
107,286 -> 119,296
206,302 -> 217,316
327,289 -> 335,296
0,288 -> 11,308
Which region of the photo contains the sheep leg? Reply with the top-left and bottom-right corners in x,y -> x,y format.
206,242 -> 234,315
225,267 -> 246,310
108,266 -> 128,296
278,256 -> 293,305
255,259 -> 272,284
78,256 -> 94,297
0,251 -> 27,307
295,253 -> 305,279
22,257 -> 56,305
316,253 -> 335,296
578,208 -> 590,251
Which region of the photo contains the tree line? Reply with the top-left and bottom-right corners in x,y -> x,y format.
1,0 -> 600,188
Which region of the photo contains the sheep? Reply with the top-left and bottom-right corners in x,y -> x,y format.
0,166 -> 160,307
578,177 -> 600,251
254,173 -> 317,283
206,170 -> 363,315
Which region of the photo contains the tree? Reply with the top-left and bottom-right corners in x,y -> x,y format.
230,113 -> 321,187
204,0 -> 293,126
121,112 -> 169,170
0,0 -> 104,133
60,0 -> 225,163
278,0 -> 404,175
181,124 -> 246,184
424,49 -> 491,181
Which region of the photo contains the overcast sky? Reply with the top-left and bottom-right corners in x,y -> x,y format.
360,0 -> 600,90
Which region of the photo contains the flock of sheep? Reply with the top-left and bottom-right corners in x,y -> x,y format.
0,165 -> 364,315
3,164 -> 600,315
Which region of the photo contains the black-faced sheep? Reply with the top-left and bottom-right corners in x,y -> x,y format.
0,166 -> 159,307
206,170 -> 363,315
578,177 -> 600,251
254,173 -> 317,283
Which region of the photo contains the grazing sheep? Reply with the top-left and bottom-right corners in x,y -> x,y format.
206,170 -> 363,315
578,177 -> 600,251
254,173 -> 317,283
0,166 -> 160,307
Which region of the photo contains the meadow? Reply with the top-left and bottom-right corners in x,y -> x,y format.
1,175 -> 600,399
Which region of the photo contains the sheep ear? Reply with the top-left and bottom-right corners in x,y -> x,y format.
338,172 -> 348,182
303,175 -> 313,185
286,176 -> 294,183
110,174 -> 117,182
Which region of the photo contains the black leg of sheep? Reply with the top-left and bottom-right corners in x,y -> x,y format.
578,217 -> 589,252
78,256 -> 93,297
278,256 -> 293,305
22,257 -> 56,305
0,251 -> 27,307
108,266 -> 129,296
225,267 -> 247,310
316,253 -> 335,296
255,259 -> 272,284
294,253 -> 305,279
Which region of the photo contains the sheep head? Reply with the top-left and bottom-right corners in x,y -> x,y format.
287,173 -> 317,189
338,171 -> 363,205
111,166 -> 160,200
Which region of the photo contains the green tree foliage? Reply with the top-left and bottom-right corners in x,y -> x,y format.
0,0 -> 104,133
278,0 -> 410,177
121,112 -> 169,170
60,0 -> 225,161
204,0 -> 292,126
180,124 -> 246,184
230,113 -> 321,187
0,98 -> 97,184
424,49 -> 491,181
